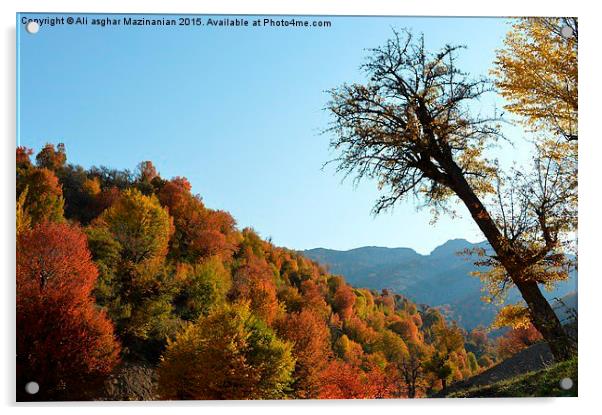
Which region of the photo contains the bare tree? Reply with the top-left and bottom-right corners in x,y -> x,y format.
325,30 -> 575,360
399,352 -> 423,398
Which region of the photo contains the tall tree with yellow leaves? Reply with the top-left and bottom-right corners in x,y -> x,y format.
492,18 -> 577,141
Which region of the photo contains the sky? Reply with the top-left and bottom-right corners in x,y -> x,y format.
17,14 -> 532,255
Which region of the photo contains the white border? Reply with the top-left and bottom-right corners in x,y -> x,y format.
2,1 -> 600,414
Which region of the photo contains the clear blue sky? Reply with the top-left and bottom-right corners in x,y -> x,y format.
17,14 -> 530,254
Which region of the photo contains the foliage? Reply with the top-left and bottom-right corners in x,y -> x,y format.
96,188 -> 173,265
17,165 -> 64,225
35,143 -> 67,171
158,177 -> 238,262
275,309 -> 332,398
16,187 -> 31,236
317,360 -> 394,399
492,303 -> 532,329
424,352 -> 454,390
492,18 -> 577,141
325,29 -> 500,216
157,303 -> 295,399
496,324 -> 543,360
230,252 -> 281,324
88,189 -> 177,358
17,143 -> 488,399
17,222 -> 120,400
332,284 -> 356,320
173,257 -> 231,321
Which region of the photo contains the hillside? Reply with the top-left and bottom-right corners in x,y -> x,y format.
304,241 -> 577,330
445,356 -> 577,398
17,144 -> 494,400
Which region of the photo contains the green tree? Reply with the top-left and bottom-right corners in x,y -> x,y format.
374,330 -> 409,364
88,188 -> 176,359
97,188 -> 173,265
17,167 -> 64,225
173,257 -> 232,321
467,352 -> 479,374
158,302 -> 295,399
424,352 -> 454,391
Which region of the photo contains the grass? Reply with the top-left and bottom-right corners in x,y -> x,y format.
447,357 -> 577,398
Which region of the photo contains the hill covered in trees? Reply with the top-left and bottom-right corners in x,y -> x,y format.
17,144 -> 510,401
304,243 -> 577,330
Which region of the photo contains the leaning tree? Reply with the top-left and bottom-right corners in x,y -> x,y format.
325,29 -> 576,360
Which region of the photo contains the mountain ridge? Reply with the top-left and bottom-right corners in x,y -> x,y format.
302,239 -> 576,330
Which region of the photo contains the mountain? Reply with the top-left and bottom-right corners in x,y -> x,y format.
303,239 -> 577,330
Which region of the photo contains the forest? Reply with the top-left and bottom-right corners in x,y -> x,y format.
16,17 -> 577,400
16,143 -> 556,400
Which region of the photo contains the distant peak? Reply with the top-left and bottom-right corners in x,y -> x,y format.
303,239 -> 488,258
303,245 -> 419,255
429,239 -> 477,256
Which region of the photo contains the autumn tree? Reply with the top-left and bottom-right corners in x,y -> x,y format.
333,334 -> 365,365
495,323 -> 543,360
325,30 -> 574,360
277,285 -> 304,313
318,361 -> 366,399
389,317 -> 419,343
97,188 -> 172,265
344,315 -> 379,350
318,360 -> 395,399
492,18 -> 577,141
399,342 -> 429,398
424,352 -> 454,391
173,257 -> 232,321
16,165 -> 64,225
56,160 -> 109,224
35,143 -> 67,172
229,252 -> 280,324
374,330 -> 409,364
157,303 -> 295,400
135,160 -> 162,195
88,188 -> 176,358
136,160 -> 159,183
299,279 -> 331,318
332,284 -> 356,320
17,222 -> 120,400
275,309 -> 332,398
16,146 -> 33,171
465,325 -> 494,364
432,322 -> 465,356
16,189 -> 31,236
158,177 -> 238,262
484,17 -> 578,336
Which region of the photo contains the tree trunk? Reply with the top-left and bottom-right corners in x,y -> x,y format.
408,383 -> 416,398
514,279 -> 575,360
445,163 -> 575,361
